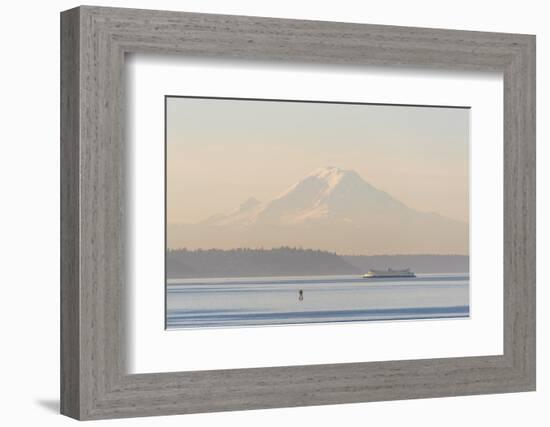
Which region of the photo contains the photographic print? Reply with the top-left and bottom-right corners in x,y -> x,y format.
166,96 -> 470,329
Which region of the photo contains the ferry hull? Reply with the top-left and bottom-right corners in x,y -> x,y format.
362,268 -> 416,279
363,273 -> 416,279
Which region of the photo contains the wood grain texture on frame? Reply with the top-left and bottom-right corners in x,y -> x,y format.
60,5 -> 536,420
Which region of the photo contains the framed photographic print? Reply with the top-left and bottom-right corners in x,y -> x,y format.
61,5 -> 536,420
165,96 -> 471,330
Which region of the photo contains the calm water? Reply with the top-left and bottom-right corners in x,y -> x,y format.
166,273 -> 469,329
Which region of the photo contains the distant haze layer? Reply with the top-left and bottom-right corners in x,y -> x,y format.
167,97 -> 469,255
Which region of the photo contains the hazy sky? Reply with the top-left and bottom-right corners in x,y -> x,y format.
167,97 -> 469,224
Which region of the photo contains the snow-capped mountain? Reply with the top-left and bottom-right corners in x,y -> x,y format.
169,166 -> 468,255
203,167 -> 410,226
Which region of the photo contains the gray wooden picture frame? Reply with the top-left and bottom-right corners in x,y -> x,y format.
60,5 -> 536,421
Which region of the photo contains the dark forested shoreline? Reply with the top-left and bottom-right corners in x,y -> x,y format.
166,247 -> 469,279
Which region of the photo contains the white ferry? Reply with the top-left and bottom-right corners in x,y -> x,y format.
363,268 -> 416,279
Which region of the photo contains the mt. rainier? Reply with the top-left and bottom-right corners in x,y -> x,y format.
169,166 -> 468,255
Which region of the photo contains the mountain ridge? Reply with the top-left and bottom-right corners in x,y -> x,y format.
169,166 -> 468,254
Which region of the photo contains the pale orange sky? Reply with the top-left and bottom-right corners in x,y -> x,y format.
167,97 -> 469,224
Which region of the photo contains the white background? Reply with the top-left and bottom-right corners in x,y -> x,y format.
128,57 -> 503,373
0,1 -> 546,426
